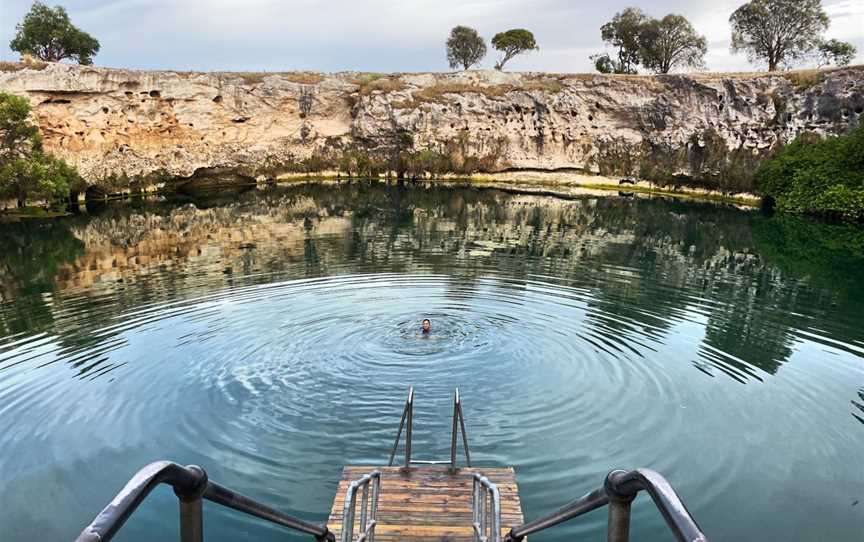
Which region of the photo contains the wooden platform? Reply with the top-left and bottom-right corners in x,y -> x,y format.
328,466 -> 524,542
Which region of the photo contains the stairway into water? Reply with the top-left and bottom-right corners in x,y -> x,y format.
75,387 -> 709,542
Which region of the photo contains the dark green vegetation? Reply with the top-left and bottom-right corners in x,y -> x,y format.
446,26 -> 487,70
491,29 -> 538,71
817,39 -> 858,68
591,8 -> 707,74
756,124 -> 864,220
9,1 -> 100,65
0,92 -> 82,209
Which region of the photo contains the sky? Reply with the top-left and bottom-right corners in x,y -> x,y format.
0,0 -> 862,73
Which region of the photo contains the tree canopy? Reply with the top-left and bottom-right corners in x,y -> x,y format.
0,92 -> 42,160
598,8 -> 648,74
816,39 -> 857,67
730,0 -> 829,71
592,9 -> 706,74
9,1 -> 100,65
491,29 -> 538,70
640,15 -> 707,74
446,26 -> 487,70
0,92 -> 80,207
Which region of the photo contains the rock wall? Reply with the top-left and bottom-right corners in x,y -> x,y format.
1,63 -> 862,193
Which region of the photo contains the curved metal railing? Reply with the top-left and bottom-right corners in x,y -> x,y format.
340,470 -> 381,542
504,468 -> 708,542
472,474 -> 502,542
74,460 -> 334,542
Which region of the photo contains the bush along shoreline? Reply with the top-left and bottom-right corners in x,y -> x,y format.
756,123 -> 864,221
0,91 -> 83,215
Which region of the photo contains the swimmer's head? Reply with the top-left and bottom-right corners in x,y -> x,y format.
421,319 -> 431,333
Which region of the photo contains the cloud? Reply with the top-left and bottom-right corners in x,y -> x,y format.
0,0 -> 861,72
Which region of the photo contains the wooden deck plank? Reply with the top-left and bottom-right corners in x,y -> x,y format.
329,466 -> 525,542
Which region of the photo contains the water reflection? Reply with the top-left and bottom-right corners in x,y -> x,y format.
0,181 -> 862,542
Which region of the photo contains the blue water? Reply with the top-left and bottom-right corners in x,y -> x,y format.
0,181 -> 862,541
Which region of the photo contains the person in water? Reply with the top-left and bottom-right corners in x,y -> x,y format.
421,319 -> 431,334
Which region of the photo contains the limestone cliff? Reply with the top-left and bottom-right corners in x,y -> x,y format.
1,62 -> 862,194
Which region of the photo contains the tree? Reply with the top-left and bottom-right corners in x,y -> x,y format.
491,29 -> 538,70
446,26 -> 487,70
0,92 -> 80,207
0,92 -> 42,161
730,0 -> 829,72
589,53 -> 619,74
9,1 -> 100,65
816,39 -> 857,67
0,152 -> 76,208
639,15 -> 707,73
597,8 -> 648,75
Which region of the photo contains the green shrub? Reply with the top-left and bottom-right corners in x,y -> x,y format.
756,124 -> 864,220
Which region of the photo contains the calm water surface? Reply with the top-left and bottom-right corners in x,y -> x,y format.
0,182 -> 862,541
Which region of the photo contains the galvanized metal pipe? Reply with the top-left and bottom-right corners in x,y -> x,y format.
450,389 -> 460,467
405,389 -> 413,466
75,461 -> 332,542
203,481 -> 331,538
340,471 -> 381,542
179,497 -> 204,542
606,498 -> 632,542
605,469 -> 708,542
457,401 -> 472,467
506,470 -> 708,542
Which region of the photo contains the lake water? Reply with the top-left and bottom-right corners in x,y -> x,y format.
0,181 -> 862,541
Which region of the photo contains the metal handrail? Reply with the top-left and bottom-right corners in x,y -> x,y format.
504,468 -> 708,542
387,386 -> 414,466
387,387 -> 472,467
472,474 -> 502,542
450,388 -> 472,467
340,471 -> 382,542
74,460 -> 334,542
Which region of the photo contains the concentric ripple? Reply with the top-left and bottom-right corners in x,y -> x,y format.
0,183 -> 862,542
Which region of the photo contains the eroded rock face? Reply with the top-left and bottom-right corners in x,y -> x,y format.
1,63 -> 862,192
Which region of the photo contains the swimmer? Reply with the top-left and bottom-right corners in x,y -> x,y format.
421,318 -> 431,334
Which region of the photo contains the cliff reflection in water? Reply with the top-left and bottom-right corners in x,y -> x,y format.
0,181 -> 862,387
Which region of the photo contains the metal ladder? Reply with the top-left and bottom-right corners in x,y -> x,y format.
387,386 -> 472,467
74,387 -> 710,542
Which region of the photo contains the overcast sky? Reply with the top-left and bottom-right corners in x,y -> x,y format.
0,0 -> 862,73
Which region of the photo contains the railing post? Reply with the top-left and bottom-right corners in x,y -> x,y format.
604,470 -> 636,542
450,389 -> 459,467
179,498 -> 204,542
405,389 -> 413,466
458,399 -> 471,467
174,466 -> 208,542
606,498 -> 632,542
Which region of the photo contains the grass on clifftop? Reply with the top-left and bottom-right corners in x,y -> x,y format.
218,71 -> 324,85
0,60 -> 49,72
391,77 -> 565,108
757,124 -> 864,221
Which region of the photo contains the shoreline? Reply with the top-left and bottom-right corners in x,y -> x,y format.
1,172 -> 760,219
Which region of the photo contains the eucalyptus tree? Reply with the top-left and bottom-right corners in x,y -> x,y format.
729,0 -> 829,71
10,1 -> 100,64
446,26 -> 487,70
491,29 -> 538,70
816,39 -> 857,67
596,7 -> 648,74
639,15 -> 707,73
